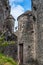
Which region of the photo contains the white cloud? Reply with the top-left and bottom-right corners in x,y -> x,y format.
9,0 -> 25,31
9,0 -> 24,18
11,5 -> 24,18
10,5 -> 24,31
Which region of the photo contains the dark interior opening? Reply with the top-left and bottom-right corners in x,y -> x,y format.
28,46 -> 31,48
19,44 -> 23,64
33,16 -> 36,21
6,7 -> 9,10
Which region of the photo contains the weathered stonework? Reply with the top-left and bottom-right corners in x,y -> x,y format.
0,0 -> 10,33
17,11 -> 38,65
32,0 -> 43,65
0,44 -> 17,60
4,15 -> 15,33
0,0 -> 17,61
17,0 -> 43,65
0,0 -> 15,34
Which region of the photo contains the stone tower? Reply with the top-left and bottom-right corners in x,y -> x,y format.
0,0 -> 10,33
0,0 -> 17,61
32,0 -> 43,65
18,0 -> 43,65
4,15 -> 15,33
17,11 -> 37,65
0,0 -> 15,34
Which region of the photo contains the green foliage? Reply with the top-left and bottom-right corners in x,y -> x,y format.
0,36 -> 5,43
0,36 -> 15,46
1,41 -> 15,46
0,53 -> 17,65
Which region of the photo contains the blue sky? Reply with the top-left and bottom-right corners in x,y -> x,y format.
9,0 -> 31,31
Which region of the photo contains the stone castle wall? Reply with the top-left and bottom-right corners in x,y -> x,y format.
18,0 -> 43,65
0,0 -> 17,61
0,0 -> 10,32
32,0 -> 43,65
17,11 -> 38,65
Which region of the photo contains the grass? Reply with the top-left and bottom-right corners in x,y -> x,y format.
0,53 -> 17,65
0,36 -> 16,46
